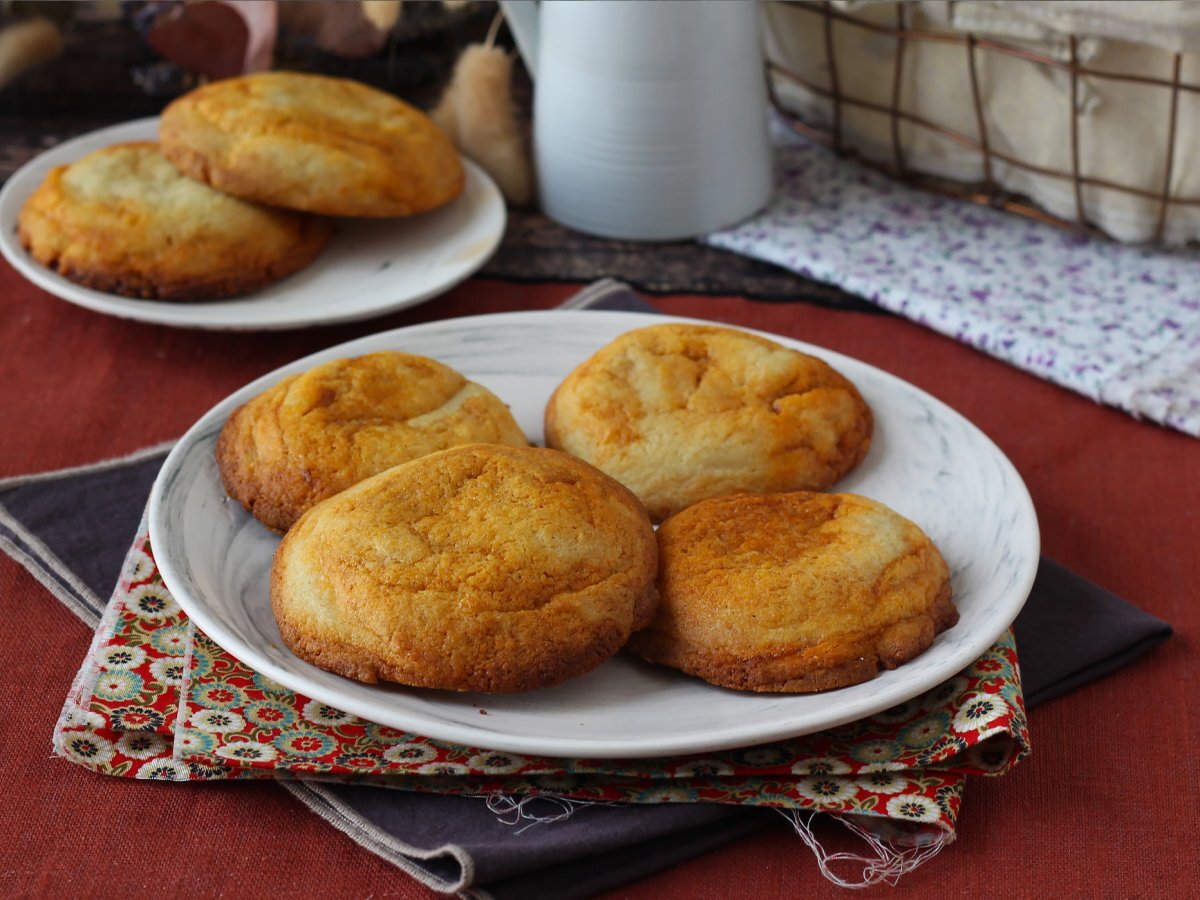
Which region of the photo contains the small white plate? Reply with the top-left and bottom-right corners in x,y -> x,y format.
149,311 -> 1040,758
0,118 -> 506,331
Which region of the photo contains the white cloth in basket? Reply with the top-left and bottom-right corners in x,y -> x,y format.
764,1 -> 1200,245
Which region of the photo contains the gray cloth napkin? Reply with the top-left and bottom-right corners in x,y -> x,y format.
0,281 -> 1171,899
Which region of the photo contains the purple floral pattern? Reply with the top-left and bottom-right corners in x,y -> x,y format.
705,119 -> 1200,438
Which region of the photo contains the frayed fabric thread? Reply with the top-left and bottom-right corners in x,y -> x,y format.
481,793 -> 950,886
482,793 -> 610,834
779,809 -> 951,888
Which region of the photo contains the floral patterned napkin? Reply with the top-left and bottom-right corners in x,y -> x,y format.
705,118 -> 1200,438
55,518 -> 1030,850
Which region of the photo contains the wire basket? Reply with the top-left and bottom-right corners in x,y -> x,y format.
762,0 -> 1200,244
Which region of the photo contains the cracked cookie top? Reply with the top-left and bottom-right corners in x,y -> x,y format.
544,323 -> 873,519
217,351 -> 529,532
270,443 -> 659,693
629,491 -> 955,693
160,71 -> 464,218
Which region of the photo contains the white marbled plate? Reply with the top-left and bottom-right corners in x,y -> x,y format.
0,118 -> 505,331
149,311 -> 1040,758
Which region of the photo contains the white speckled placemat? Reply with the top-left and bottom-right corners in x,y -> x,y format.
705,119 -> 1200,438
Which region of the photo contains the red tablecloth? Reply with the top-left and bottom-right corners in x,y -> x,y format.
1,261 -> 1194,896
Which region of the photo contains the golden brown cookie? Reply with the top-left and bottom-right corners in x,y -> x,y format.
217,351 -> 530,532
271,444 -> 659,693
544,323 -> 873,520
16,141 -> 331,300
160,71 -> 464,217
629,492 -> 956,693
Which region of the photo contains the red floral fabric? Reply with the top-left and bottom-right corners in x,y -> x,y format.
54,521 -> 1030,843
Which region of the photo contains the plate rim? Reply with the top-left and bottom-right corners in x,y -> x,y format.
0,116 -> 506,331
148,309 -> 1041,757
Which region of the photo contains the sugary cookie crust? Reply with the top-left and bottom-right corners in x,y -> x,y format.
217,351 -> 530,532
544,323 -> 873,520
160,71 -> 464,217
17,141 -> 331,300
271,444 -> 659,693
629,491 -> 956,693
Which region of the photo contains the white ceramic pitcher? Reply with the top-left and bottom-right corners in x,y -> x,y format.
501,0 -> 774,241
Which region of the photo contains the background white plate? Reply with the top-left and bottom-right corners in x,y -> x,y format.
149,311 -> 1040,758
0,118 -> 506,331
